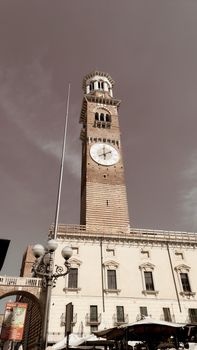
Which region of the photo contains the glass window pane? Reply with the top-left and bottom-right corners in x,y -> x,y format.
90,305 -> 98,322
140,306 -> 148,318
144,271 -> 154,291
163,308 -> 172,322
189,309 -> 197,323
180,273 -> 191,292
117,306 -> 124,322
68,268 -> 78,288
107,270 -> 117,289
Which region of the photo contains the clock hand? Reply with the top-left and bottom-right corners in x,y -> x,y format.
98,152 -> 105,158
103,146 -> 106,159
98,149 -> 112,159
98,146 -> 107,159
104,151 -> 112,156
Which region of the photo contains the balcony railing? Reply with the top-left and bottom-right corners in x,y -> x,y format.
49,224 -> 197,246
160,314 -> 176,323
113,313 -> 129,325
0,276 -> 42,287
60,313 -> 77,326
86,313 -> 101,325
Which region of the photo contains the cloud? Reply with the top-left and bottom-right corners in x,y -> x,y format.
41,139 -> 81,178
0,61 -> 81,178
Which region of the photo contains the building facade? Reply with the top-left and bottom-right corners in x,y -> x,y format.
46,72 -> 197,344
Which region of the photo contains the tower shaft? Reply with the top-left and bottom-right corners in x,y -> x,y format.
80,71 -> 130,230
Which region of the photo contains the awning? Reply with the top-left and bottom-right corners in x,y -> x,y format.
94,317 -> 186,342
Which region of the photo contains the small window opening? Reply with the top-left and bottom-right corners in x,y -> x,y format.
95,113 -> 99,121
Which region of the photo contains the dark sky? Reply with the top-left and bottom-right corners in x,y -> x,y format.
1,0 -> 197,277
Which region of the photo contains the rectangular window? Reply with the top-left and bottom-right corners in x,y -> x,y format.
107,270 -> 117,289
189,309 -> 197,323
163,308 -> 172,322
90,305 -> 98,322
116,306 -> 124,323
144,271 -> 154,291
68,268 -> 78,289
180,273 -> 191,292
140,306 -> 148,318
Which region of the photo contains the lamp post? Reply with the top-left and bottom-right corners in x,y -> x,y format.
32,239 -> 72,350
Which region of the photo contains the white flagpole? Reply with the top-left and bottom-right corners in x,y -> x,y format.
53,84 -> 71,240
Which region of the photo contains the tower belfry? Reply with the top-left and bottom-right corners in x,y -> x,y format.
80,71 -> 130,230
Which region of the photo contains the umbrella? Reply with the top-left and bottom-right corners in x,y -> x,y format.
94,326 -> 125,340
49,334 -> 87,350
48,334 -> 110,350
94,317 -> 187,349
123,318 -> 186,342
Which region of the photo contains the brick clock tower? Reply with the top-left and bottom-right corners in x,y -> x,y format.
80,71 -> 130,230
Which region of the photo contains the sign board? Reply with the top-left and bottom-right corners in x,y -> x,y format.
1,302 -> 27,341
65,302 -> 73,334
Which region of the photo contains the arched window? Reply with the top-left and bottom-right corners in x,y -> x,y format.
100,113 -> 104,121
97,81 -> 104,90
94,111 -> 111,129
89,81 -> 94,91
106,114 -> 111,122
95,112 -> 99,121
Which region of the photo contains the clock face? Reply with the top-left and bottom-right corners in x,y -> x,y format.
90,143 -> 119,166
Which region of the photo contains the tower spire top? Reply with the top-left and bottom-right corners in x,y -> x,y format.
82,71 -> 115,98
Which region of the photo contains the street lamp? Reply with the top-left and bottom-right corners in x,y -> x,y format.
32,239 -> 72,349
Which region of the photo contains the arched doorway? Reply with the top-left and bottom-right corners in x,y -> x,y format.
0,291 -> 42,350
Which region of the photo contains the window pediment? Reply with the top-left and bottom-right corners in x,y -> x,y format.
139,262 -> 155,271
175,264 -> 190,273
69,258 -> 82,267
103,260 -> 119,269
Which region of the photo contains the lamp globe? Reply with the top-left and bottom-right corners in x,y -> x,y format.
61,246 -> 73,260
32,244 -> 45,258
47,239 -> 58,252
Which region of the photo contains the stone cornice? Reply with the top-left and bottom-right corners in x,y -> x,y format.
85,94 -> 121,106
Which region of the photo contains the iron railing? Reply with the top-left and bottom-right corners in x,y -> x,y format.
85,313 -> 101,325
